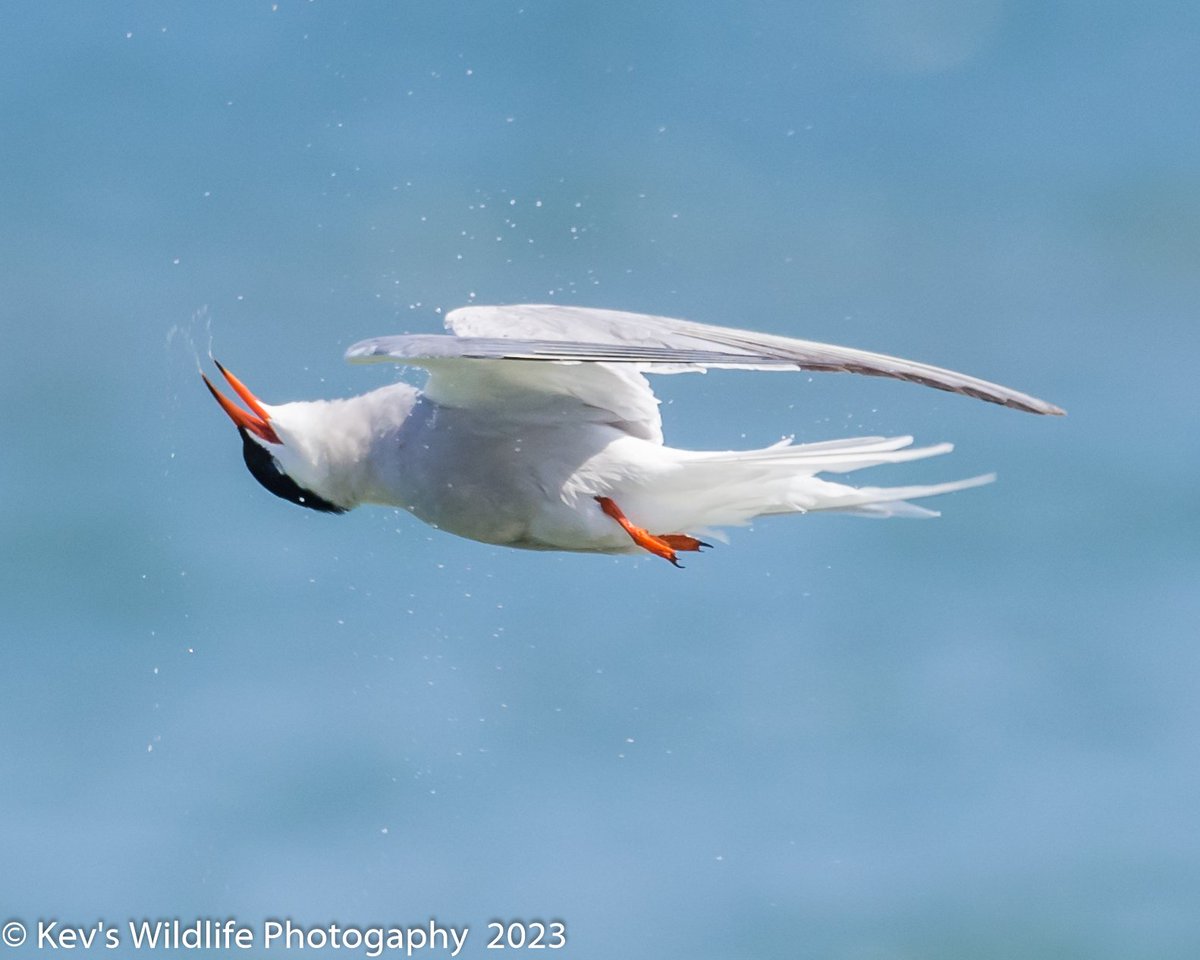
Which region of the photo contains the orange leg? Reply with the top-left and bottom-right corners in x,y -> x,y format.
594,496 -> 711,568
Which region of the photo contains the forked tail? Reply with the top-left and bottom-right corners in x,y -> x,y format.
667,435 -> 994,529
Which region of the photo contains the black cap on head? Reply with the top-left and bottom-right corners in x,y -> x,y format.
239,428 -> 346,514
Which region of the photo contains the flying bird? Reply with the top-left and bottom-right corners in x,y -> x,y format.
203,304 -> 1062,567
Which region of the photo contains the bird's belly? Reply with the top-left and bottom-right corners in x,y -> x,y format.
403,479 -> 534,546
383,431 -> 645,554
400,477 -> 632,553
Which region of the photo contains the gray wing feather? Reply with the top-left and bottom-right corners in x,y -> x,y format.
347,303 -> 1064,416
345,334 -> 797,367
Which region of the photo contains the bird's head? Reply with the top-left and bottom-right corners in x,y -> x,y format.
202,361 -> 348,514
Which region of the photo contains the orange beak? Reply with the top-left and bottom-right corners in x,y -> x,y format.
202,361 -> 282,445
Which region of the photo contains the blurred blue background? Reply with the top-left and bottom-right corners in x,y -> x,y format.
2,2 -> 1197,957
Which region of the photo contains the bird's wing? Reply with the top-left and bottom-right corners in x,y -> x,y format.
442,303 -> 1064,416
344,305 -> 1063,440
345,331 -> 671,442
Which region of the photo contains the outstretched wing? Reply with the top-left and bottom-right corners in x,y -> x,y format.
443,304 -> 1064,416
346,329 -> 672,442
344,304 -> 1063,444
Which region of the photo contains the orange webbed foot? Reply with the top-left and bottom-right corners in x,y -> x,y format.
594,496 -> 712,568
658,533 -> 712,553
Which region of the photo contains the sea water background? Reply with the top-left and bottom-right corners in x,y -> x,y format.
1,2 -> 1198,957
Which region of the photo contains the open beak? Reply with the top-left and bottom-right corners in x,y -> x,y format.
202,361 -> 282,445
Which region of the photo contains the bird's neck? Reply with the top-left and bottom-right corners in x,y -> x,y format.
271,382 -> 419,510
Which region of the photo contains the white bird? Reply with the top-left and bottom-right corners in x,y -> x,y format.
203,304 -> 1063,567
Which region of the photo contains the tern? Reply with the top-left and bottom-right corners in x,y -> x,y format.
203,304 -> 1062,567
